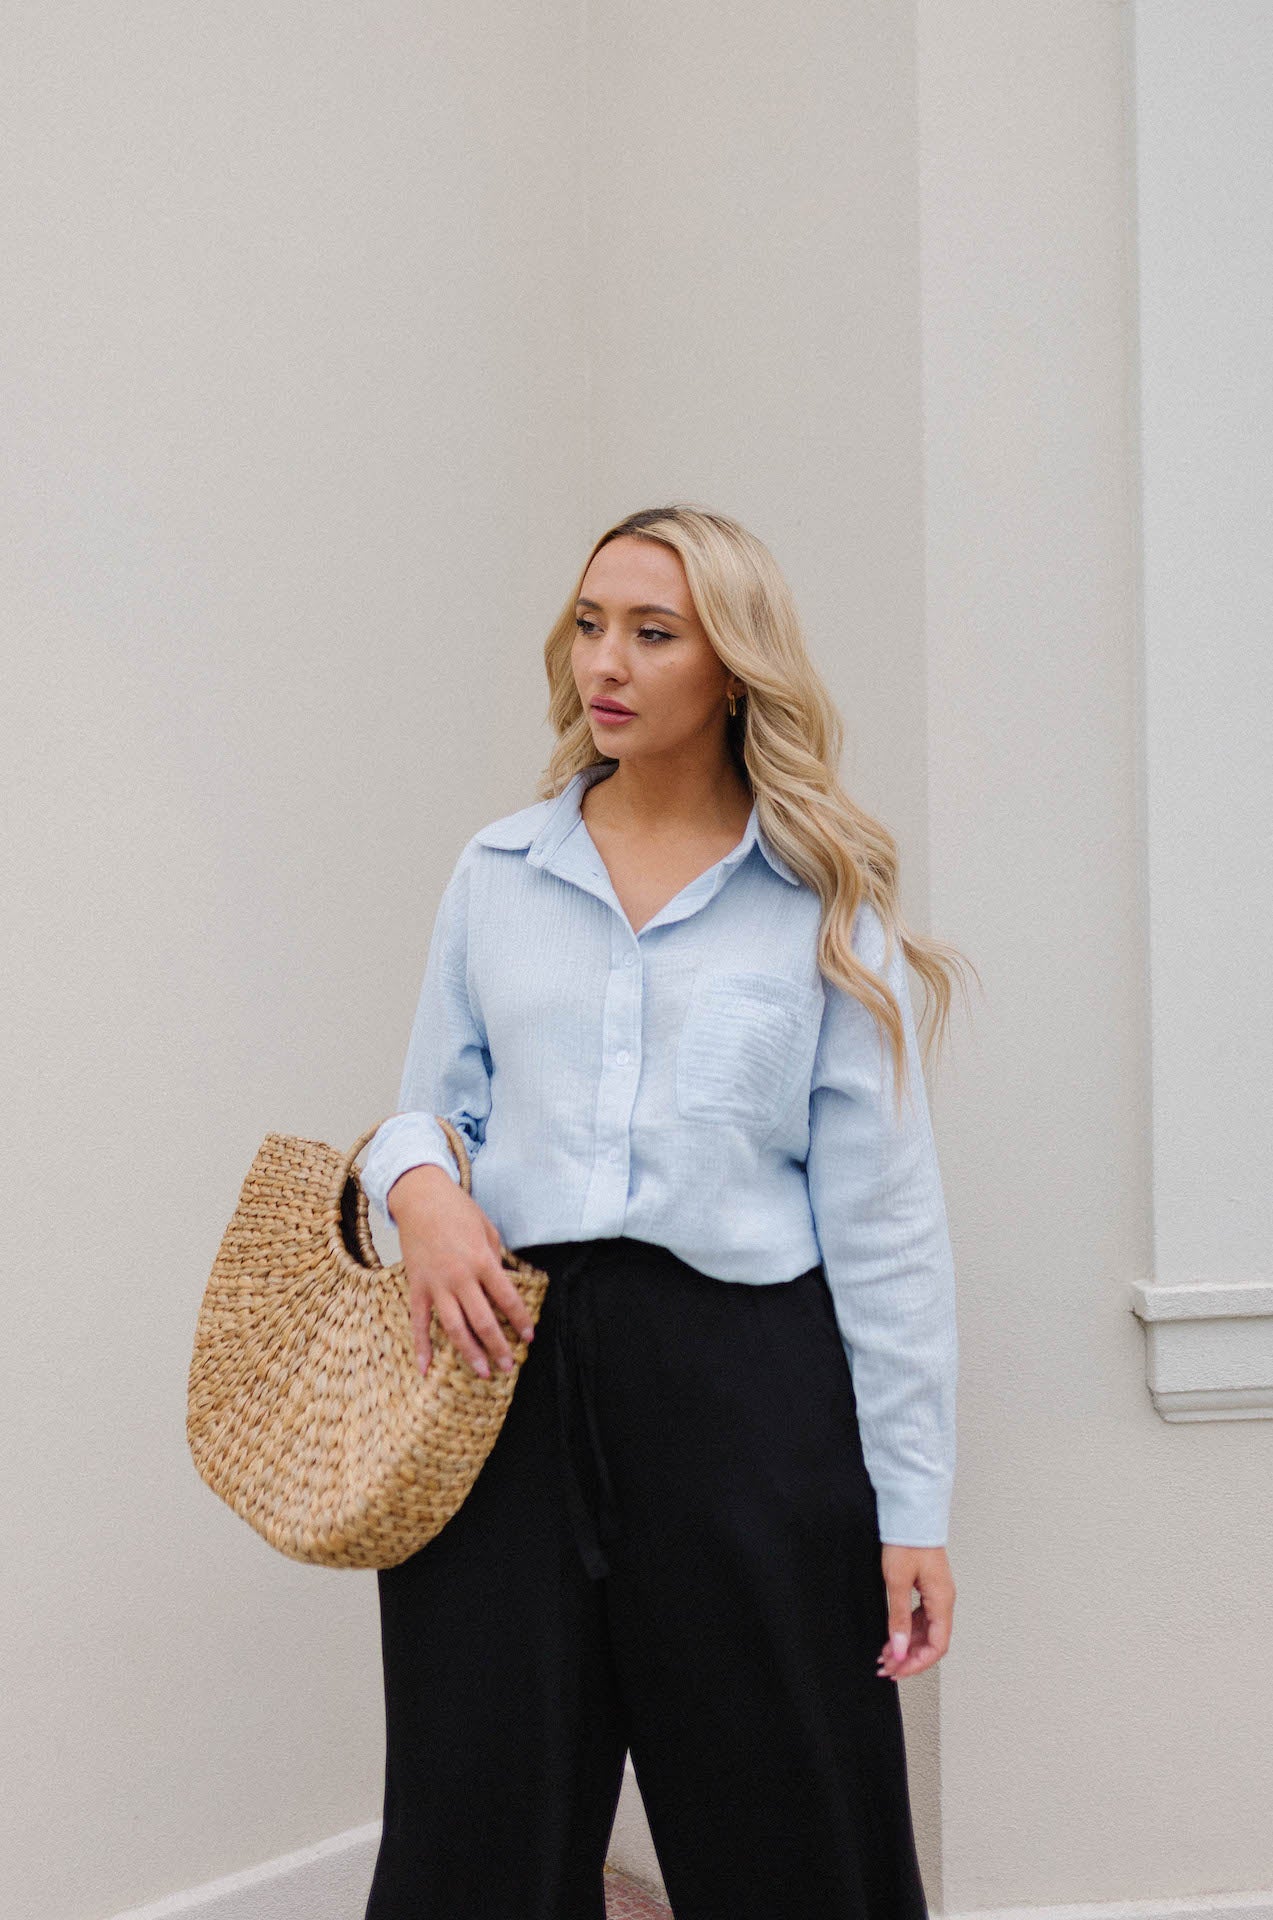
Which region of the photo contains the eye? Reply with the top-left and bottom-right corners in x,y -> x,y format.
573,616 -> 673,644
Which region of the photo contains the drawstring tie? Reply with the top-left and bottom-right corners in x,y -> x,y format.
547,1245 -> 621,1581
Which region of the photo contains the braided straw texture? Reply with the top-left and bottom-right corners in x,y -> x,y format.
186,1116 -> 550,1569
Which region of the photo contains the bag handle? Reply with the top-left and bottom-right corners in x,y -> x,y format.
335,1114 -> 535,1286
340,1114 -> 473,1201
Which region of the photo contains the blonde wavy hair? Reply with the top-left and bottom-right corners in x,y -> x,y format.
536,504 -> 979,1122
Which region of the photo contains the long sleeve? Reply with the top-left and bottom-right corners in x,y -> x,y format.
360,844 -> 493,1226
804,902 -> 958,1547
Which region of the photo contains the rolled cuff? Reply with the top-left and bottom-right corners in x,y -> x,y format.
872,1476 -> 953,1549
359,1112 -> 462,1223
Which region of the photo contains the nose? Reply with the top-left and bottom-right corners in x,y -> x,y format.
580,627 -> 632,690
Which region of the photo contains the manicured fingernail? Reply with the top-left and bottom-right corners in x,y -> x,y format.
475,1360 -> 489,1378
500,1355 -> 514,1372
891,1632 -> 908,1659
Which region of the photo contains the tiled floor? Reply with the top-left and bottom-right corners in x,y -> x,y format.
603,1863 -> 673,1916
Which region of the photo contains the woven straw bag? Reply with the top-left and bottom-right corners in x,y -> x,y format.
186,1116 -> 551,1570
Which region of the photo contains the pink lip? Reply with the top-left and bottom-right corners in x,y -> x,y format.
591,701 -> 635,723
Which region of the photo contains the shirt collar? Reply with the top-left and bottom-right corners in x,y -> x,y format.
521,763 -> 801,886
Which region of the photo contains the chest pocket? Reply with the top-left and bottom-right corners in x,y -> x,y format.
675,969 -> 823,1135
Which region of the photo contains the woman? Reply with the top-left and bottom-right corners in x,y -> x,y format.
359,504 -> 975,1920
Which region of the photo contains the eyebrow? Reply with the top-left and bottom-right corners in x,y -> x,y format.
575,598 -> 686,620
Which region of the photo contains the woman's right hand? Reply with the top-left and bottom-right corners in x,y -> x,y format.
387,1165 -> 537,1381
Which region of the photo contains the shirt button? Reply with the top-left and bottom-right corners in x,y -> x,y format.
607,1146 -> 621,1163
622,953 -> 635,967
615,1049 -> 631,1065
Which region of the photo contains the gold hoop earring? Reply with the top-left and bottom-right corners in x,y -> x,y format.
727,690 -> 738,718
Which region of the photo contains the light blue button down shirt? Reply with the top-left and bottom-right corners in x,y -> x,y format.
361,761 -> 958,1546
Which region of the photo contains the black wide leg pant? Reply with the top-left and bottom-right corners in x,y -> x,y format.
364,1235 -> 930,1920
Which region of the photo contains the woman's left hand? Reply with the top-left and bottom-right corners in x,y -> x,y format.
876,1544 -> 956,1679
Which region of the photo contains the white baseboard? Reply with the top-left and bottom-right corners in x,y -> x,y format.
106,1823 -> 382,1920
605,1752 -> 667,1899
105,1784 -> 1273,1920
105,1757 -> 666,1920
944,1902 -> 1272,1920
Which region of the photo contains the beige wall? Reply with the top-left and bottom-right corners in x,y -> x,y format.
920,0 -> 1273,1903
1,6 -> 590,1917
3,3 -> 1269,1918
